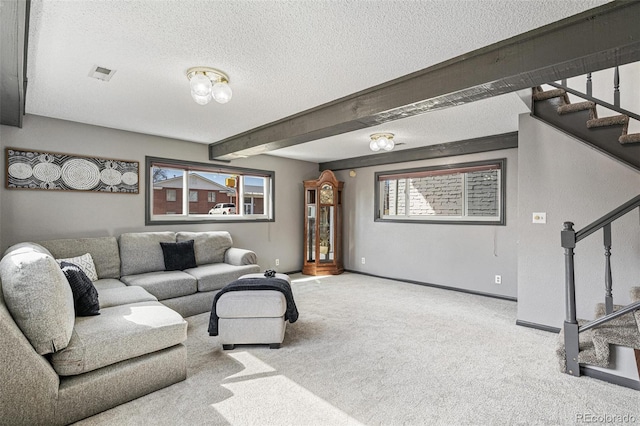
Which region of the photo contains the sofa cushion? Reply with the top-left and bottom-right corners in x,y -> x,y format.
93,278 -> 126,292
50,301 -> 187,376
98,286 -> 157,309
176,231 -> 233,265
0,243 -> 75,355
217,290 -> 286,318
120,270 -> 197,300
39,237 -> 121,279
185,263 -> 261,292
160,240 -> 197,271
60,261 -> 100,316
56,253 -> 98,281
119,232 -> 176,276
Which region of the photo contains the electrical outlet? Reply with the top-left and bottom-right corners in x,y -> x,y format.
275,259 -> 279,266
495,275 -> 502,284
361,257 -> 366,264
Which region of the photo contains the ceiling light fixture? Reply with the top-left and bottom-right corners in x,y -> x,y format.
369,133 -> 395,152
186,67 -> 232,105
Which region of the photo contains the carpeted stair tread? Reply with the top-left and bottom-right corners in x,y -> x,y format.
556,320 -> 610,372
594,303 -> 638,328
592,322 -> 640,351
557,101 -> 595,115
631,287 -> 640,302
619,133 -> 640,144
591,302 -> 640,355
532,88 -> 568,102
586,114 -> 629,128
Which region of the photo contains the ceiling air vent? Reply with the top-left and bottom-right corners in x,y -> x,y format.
88,65 -> 116,81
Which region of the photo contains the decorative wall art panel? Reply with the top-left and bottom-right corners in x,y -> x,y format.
6,148 -> 139,193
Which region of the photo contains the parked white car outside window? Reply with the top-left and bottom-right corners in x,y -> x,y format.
209,203 -> 236,215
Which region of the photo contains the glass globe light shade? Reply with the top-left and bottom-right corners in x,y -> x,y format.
191,91 -> 212,105
369,139 -> 381,151
376,136 -> 389,149
190,73 -> 212,97
212,81 -> 232,104
383,138 -> 395,151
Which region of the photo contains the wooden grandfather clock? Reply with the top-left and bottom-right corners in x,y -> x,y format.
303,170 -> 344,275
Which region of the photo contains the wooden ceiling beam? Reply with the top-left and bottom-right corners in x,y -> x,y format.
319,132 -> 518,172
210,1 -> 640,161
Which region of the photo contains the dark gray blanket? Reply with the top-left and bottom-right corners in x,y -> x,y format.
208,277 -> 299,336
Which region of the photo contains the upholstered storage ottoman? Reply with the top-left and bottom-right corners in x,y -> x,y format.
215,273 -> 292,350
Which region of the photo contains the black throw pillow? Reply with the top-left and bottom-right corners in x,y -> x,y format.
59,261 -> 100,316
160,240 -> 197,271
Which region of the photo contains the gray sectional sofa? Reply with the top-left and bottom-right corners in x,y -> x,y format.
0,231 -> 260,425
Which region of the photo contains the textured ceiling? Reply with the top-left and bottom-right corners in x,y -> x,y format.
25,0 -> 612,163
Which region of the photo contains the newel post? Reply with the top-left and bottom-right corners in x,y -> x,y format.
561,221 -> 580,376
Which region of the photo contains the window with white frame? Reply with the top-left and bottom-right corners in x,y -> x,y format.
375,159 -> 505,224
146,156 -> 274,224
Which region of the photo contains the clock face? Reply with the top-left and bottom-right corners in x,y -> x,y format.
320,184 -> 334,204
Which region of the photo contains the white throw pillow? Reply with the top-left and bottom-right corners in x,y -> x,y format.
56,253 -> 99,281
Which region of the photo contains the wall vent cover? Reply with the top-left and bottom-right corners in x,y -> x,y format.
88,65 -> 116,81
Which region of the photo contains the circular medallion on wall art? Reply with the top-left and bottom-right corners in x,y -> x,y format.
100,168 -> 122,186
33,162 -> 62,183
8,162 -> 33,180
61,159 -> 100,190
121,172 -> 139,186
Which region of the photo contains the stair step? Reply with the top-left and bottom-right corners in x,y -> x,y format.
593,303 -> 640,351
558,101 -> 595,115
557,321 -> 610,372
595,303 -> 638,327
593,322 -> 640,351
620,133 -> 640,145
631,287 -> 640,303
587,114 -> 629,129
533,88 -> 567,102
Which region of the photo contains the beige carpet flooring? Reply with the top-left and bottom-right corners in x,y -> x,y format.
75,273 -> 640,425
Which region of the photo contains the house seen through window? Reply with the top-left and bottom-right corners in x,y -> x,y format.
375,159 -> 505,225
146,157 -> 274,224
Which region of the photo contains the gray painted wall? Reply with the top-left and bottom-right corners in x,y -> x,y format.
517,113 -> 640,328
334,148 -> 519,298
3,113 -> 637,326
0,115 -> 319,273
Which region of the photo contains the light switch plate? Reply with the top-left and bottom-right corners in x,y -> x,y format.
532,212 -> 547,224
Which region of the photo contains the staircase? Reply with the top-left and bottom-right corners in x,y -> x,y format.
531,68 -> 640,171
558,195 -> 640,389
556,297 -> 640,373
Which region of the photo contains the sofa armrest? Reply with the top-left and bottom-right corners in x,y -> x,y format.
225,248 -> 257,266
